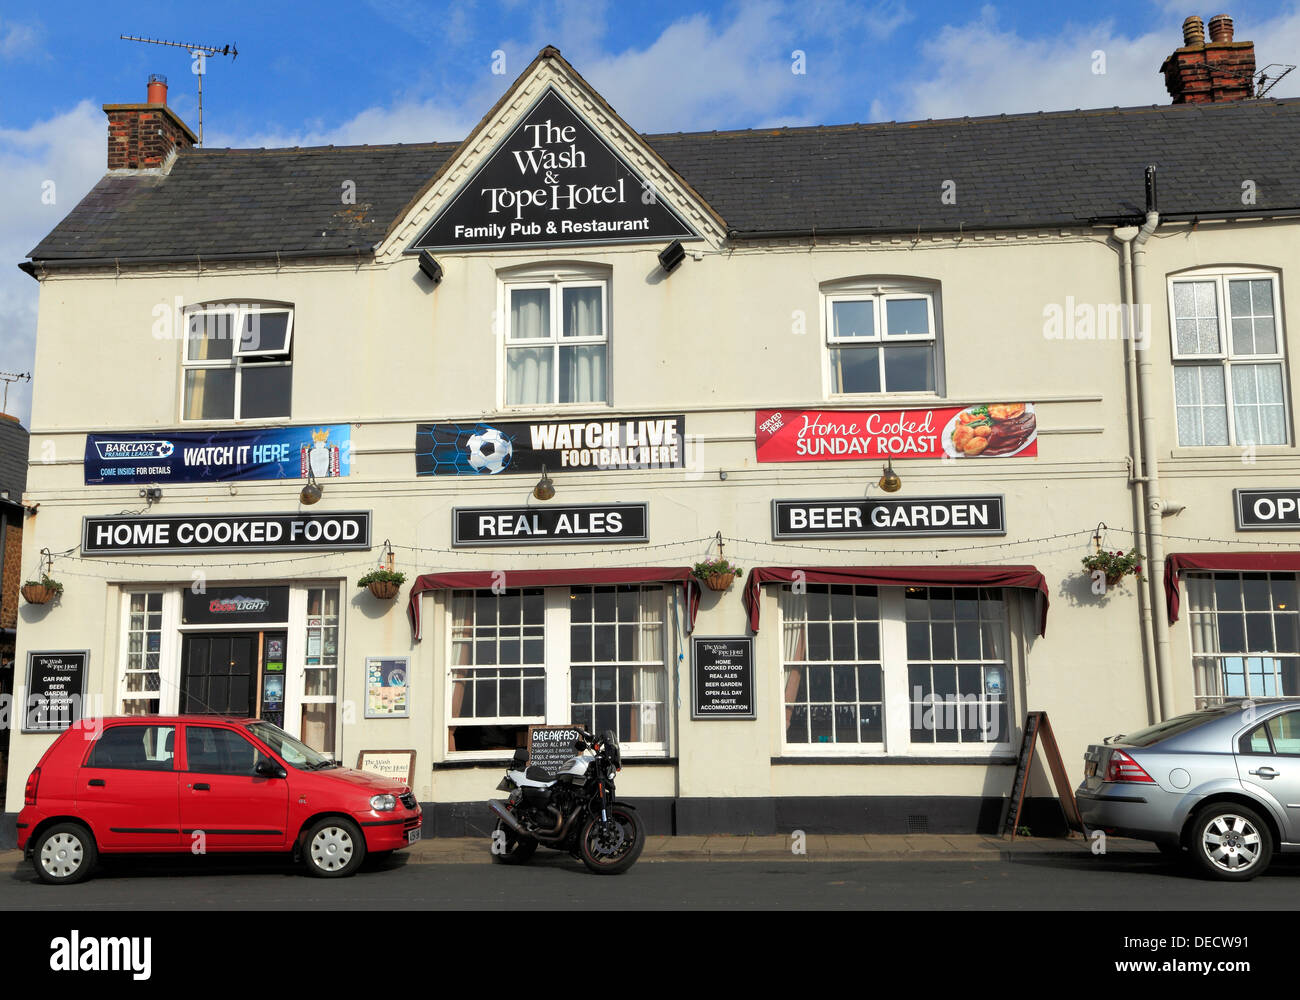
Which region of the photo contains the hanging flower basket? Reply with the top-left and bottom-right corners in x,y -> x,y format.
358,569 -> 405,601
693,558 -> 742,593
1082,550 -> 1143,589
21,575 -> 63,605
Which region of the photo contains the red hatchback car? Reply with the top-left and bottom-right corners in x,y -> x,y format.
17,716 -> 422,884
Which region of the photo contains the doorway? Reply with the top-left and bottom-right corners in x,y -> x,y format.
181,633 -> 258,716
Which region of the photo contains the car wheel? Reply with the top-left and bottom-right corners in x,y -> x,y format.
33,823 -> 97,885
303,818 -> 366,878
1191,804 -> 1272,881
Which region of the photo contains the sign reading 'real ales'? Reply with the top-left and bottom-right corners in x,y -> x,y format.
410,87 -> 698,251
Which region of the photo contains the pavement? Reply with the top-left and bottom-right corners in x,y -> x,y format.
0,832 -> 1156,870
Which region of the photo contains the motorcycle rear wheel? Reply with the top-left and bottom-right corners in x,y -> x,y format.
578,806 -> 644,875
491,818 -> 538,865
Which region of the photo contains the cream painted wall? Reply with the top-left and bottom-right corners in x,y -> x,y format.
8,217 -> 1300,819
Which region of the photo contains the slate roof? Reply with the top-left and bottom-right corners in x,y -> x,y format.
0,416 -> 29,499
27,98 -> 1300,265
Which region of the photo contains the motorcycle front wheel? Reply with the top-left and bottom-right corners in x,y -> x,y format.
491,818 -> 538,865
578,806 -> 644,875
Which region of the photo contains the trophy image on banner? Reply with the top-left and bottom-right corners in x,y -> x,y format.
301,428 -> 341,478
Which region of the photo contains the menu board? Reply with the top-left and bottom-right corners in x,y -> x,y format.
527,725 -> 585,777
365,657 -> 410,718
23,651 -> 90,732
691,637 -> 755,719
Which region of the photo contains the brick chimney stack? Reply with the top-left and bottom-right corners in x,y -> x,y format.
1161,13 -> 1256,104
103,74 -> 198,170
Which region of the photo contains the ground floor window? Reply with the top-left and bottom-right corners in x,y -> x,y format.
446,584 -> 668,757
1187,572 -> 1299,708
121,591 -> 165,715
780,584 -> 1012,754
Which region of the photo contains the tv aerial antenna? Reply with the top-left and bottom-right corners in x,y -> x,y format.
0,371 -> 31,415
1255,63 -> 1295,99
119,34 -> 238,146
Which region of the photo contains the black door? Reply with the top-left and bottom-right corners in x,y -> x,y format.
181,634 -> 257,716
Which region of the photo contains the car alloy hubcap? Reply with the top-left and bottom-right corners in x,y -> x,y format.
41,833 -> 84,878
1202,814 -> 1261,872
310,827 -> 354,871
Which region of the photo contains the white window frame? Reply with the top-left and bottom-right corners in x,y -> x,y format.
821,280 -> 944,398
1186,571 -> 1300,709
118,589 -> 182,715
1167,268 -> 1291,446
181,302 -> 294,422
499,266 -> 611,409
444,585 -> 670,760
778,585 -> 1016,758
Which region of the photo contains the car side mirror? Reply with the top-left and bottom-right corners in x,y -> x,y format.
255,759 -> 287,780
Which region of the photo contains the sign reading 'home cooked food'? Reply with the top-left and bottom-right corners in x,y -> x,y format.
755,404 -> 1038,462
81,511 -> 372,554
409,87 -> 697,252
772,496 -> 1007,538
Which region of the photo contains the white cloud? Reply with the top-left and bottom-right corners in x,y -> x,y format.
893,4 -> 1300,122
0,101 -> 104,428
0,18 -> 43,60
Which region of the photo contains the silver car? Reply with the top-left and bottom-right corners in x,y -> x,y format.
1076,699 -> 1300,881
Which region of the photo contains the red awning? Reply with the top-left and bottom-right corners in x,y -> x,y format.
742,565 -> 1051,636
1164,552 -> 1300,624
406,568 -> 701,640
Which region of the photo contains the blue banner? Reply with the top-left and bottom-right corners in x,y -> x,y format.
84,425 -> 352,485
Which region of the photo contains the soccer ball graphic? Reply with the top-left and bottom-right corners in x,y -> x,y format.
466,427 -> 513,474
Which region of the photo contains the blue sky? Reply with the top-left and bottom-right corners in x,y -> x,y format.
3,0 -> 1300,425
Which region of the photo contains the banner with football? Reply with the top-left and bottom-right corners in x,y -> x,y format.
755,404 -> 1038,462
415,415 -> 686,476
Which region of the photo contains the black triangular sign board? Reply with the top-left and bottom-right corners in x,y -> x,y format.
410,87 -> 699,252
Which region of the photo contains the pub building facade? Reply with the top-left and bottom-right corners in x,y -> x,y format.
6,20 -> 1300,842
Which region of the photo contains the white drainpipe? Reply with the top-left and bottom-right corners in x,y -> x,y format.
1113,225 -> 1161,724
1131,166 -> 1174,719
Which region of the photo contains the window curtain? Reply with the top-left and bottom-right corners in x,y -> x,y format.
448,593 -> 474,752
632,587 -> 664,743
560,345 -> 605,403
563,287 -> 602,337
780,588 -> 808,728
1187,574 -> 1223,702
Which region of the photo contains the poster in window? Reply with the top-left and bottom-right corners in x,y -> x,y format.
366,657 -> 410,718
307,633 -> 322,657
267,638 -> 284,658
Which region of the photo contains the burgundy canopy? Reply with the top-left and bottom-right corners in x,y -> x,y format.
406,567 -> 701,640
1164,552 -> 1300,625
742,565 -> 1051,636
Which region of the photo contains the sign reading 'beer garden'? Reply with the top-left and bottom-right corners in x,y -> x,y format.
409,87 -> 698,251
82,511 -> 372,555
773,496 -> 1007,539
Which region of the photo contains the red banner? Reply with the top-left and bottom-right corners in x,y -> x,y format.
755,404 -> 1038,462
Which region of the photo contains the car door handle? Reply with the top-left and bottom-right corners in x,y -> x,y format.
1249,767 -> 1279,778
87,779 -> 105,787
189,783 -> 211,791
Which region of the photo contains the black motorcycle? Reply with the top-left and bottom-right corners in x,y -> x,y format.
488,728 -> 645,874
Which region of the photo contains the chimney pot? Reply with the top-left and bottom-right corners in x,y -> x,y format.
146,73 -> 168,105
1182,15 -> 1205,46
1208,13 -> 1234,42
